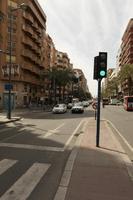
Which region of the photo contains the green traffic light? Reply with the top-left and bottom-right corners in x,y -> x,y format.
100,70 -> 106,76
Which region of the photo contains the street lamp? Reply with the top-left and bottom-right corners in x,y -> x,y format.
8,3 -> 27,119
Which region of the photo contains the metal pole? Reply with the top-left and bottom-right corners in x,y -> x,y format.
54,77 -> 56,104
7,7 -> 12,119
96,79 -> 101,147
94,109 -> 97,120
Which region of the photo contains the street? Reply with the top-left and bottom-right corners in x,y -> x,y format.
0,108 -> 94,200
101,105 -> 133,160
0,105 -> 133,199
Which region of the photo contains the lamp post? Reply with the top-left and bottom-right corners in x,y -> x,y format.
8,3 -> 27,119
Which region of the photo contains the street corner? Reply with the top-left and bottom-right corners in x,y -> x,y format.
0,116 -> 22,124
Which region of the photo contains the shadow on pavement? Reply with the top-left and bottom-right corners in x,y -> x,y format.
0,117 -> 133,200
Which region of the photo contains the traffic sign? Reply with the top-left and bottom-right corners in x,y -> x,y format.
5,84 -> 13,90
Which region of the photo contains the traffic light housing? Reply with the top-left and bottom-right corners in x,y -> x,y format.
93,56 -> 99,80
93,52 -> 107,80
98,52 -> 107,79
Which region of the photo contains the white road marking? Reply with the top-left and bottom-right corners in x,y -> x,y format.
54,119 -> 89,200
0,128 -> 26,142
1,162 -> 51,200
0,142 -> 64,152
43,123 -> 65,138
0,128 -> 14,133
106,119 -> 133,153
64,119 -> 85,149
0,159 -> 17,175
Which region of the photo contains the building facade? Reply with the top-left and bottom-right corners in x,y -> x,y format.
0,0 -> 47,108
119,18 -> 133,95
120,19 -> 133,66
0,0 -> 90,108
73,68 -> 89,99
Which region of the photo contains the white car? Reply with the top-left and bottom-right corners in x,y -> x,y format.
52,104 -> 67,114
82,101 -> 89,107
71,103 -> 84,113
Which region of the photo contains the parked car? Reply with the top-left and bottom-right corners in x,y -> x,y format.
52,104 -> 67,114
71,103 -> 84,113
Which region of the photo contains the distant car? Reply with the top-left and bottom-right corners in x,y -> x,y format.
52,104 -> 67,114
71,103 -> 84,113
82,101 -> 89,107
116,100 -> 123,106
67,103 -> 73,109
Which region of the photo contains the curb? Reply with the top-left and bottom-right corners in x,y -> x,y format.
0,117 -> 22,125
105,120 -> 133,182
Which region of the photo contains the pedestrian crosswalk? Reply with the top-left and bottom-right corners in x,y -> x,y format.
0,159 -> 17,175
0,158 -> 51,199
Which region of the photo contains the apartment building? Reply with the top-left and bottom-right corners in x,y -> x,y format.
53,51 -> 71,101
120,19 -> 133,66
43,33 -> 56,102
0,0 -> 47,108
119,18 -> 133,95
55,51 -> 71,70
73,68 -> 88,98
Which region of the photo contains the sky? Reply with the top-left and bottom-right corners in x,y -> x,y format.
37,0 -> 133,97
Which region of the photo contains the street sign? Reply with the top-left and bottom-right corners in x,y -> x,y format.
5,83 -> 13,91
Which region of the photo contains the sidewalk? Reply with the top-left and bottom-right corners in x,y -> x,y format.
55,118 -> 133,200
0,106 -> 53,124
0,114 -> 21,124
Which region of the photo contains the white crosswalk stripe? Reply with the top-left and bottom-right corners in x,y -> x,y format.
0,162 -> 51,200
0,159 -> 17,175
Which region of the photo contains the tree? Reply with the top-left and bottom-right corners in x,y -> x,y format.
102,77 -> 119,98
44,67 -> 73,104
55,68 -> 73,102
118,64 -> 133,95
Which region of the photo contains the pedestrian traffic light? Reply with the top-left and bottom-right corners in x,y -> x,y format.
98,52 -> 107,79
93,56 -> 99,80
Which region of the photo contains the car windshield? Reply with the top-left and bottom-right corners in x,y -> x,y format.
74,103 -> 82,106
128,97 -> 133,102
54,104 -> 64,108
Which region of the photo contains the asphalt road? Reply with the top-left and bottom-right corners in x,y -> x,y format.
101,105 -> 133,160
0,107 -> 94,200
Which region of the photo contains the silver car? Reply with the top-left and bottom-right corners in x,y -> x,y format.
71,103 -> 84,113
52,104 -> 67,114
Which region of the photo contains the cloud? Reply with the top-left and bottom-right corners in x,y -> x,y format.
38,0 -> 133,96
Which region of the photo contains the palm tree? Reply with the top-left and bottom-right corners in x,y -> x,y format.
43,67 -> 72,104
54,68 -> 72,102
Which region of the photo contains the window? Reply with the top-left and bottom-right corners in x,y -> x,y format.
8,1 -> 17,8
7,41 -> 16,52
8,14 -> 17,21
6,55 -> 16,63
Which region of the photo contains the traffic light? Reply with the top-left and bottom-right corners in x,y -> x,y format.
93,56 -> 99,80
98,52 -> 107,78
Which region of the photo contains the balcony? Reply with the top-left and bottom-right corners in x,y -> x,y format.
32,66 -> 40,75
22,37 -> 32,48
23,12 -> 34,24
32,33 -> 38,41
24,74 -> 40,85
22,62 -> 32,72
22,24 -> 33,36
21,49 -> 32,60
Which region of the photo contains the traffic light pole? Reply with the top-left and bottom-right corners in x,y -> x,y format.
96,78 -> 101,147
